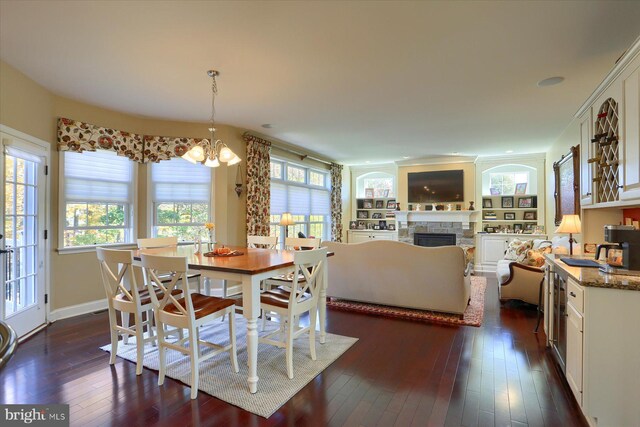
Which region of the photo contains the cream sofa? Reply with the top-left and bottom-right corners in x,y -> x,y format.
322,240 -> 471,315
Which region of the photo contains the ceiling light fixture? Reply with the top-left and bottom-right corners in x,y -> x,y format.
537,76 -> 565,87
182,70 -> 241,167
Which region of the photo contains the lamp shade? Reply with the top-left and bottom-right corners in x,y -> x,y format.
555,214 -> 581,234
280,212 -> 294,226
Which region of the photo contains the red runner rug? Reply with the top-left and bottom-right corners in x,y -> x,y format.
326,276 -> 486,327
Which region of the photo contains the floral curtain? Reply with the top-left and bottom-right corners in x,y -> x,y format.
57,117 -> 144,162
243,133 -> 272,237
330,163 -> 344,242
142,135 -> 208,163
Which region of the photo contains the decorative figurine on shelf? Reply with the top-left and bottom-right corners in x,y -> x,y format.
447,204 -> 453,211
205,222 -> 216,250
415,203 -> 421,211
432,203 -> 437,211
395,203 -> 401,211
468,201 -> 475,210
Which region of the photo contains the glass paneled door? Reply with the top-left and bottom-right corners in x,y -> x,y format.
1,140 -> 47,338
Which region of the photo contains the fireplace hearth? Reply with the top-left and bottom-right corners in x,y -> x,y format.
414,232 -> 457,247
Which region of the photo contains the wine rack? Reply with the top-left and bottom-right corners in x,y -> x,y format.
592,98 -> 620,203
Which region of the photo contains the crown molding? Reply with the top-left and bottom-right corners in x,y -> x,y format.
575,35 -> 640,118
475,152 -> 546,164
395,155 -> 477,167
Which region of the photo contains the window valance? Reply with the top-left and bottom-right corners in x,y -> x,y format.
57,117 -> 207,163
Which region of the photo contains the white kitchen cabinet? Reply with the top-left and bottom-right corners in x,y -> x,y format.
579,109 -> 593,206
347,230 -> 397,243
620,58 -> 640,201
566,300 -> 584,406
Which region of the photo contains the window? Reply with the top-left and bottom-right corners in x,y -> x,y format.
150,157 -> 212,241
269,159 -> 330,247
62,150 -> 134,247
489,172 -> 529,195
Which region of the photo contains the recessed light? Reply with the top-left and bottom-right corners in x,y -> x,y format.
506,150 -> 514,154
261,123 -> 273,129
537,76 -> 565,87
452,152 -> 459,156
402,156 -> 410,159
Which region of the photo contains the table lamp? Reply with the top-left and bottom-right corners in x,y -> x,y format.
555,214 -> 581,255
280,212 -> 294,238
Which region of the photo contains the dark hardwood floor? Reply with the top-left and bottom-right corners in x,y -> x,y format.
0,274 -> 585,427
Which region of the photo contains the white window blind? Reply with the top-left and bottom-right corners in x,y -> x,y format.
270,183 -> 330,216
64,150 -> 132,203
151,158 -> 211,202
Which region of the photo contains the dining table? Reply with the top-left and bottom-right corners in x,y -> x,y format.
131,244 -> 330,394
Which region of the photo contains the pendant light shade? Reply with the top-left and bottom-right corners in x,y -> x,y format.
227,154 -> 242,166
204,156 -> 220,168
219,145 -> 234,162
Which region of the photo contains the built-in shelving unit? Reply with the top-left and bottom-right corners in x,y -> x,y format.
350,166 -> 399,239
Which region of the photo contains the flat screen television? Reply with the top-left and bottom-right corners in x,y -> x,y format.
408,170 -> 464,203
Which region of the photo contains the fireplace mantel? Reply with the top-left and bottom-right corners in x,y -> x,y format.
395,210 -> 479,229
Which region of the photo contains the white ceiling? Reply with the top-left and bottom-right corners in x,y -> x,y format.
1,1 -> 640,164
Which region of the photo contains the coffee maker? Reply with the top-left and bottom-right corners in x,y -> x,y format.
596,225 -> 640,274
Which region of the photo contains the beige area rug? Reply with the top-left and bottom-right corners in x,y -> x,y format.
327,275 -> 487,327
100,316 -> 357,418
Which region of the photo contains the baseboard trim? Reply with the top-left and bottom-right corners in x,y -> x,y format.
49,298 -> 108,322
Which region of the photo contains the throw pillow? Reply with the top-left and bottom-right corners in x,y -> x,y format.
505,239 -> 534,262
523,246 -> 552,267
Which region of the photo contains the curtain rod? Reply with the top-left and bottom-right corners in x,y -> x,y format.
242,132 -> 334,166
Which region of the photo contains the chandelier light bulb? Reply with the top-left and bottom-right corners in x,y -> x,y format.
181,152 -> 198,164
219,146 -> 234,162
190,145 -> 205,162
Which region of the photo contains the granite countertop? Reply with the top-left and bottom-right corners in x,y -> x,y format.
545,254 -> 640,291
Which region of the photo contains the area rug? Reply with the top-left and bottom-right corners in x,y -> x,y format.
326,276 -> 487,327
100,316 -> 357,418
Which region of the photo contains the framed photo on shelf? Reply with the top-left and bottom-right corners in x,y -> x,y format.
363,199 -> 373,209
357,210 -> 369,219
523,211 -> 537,220
504,212 -> 516,220
365,188 -> 374,198
386,200 -> 397,209
372,212 -> 382,219
518,197 -> 533,208
382,189 -> 390,198
373,225 -> 381,230
357,221 -> 366,229
349,220 -> 357,230
533,225 -> 545,234
375,200 -> 384,209
387,224 -> 396,231
379,220 -> 387,229
501,196 -> 514,208
513,223 -> 523,232
524,223 -> 534,232
485,226 -> 496,233
515,183 -> 527,194
490,187 -> 501,195
482,198 -> 493,208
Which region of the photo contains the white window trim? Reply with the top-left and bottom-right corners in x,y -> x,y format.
269,158 -> 331,247
57,151 -> 138,254
146,159 -> 215,242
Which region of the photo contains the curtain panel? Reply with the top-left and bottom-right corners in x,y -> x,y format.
330,163 -> 344,242
57,117 -> 207,163
243,133 -> 272,237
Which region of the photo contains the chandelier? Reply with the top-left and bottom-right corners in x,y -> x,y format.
182,70 -> 241,167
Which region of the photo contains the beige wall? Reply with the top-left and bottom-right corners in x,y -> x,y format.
544,119 -> 582,243
397,162 -> 476,210
1,60 -> 248,311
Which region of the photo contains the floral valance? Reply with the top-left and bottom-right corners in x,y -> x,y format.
57,117 -> 207,163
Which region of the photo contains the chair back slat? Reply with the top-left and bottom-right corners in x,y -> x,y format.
137,236 -> 179,249
247,235 -> 278,249
289,248 -> 327,307
141,254 -> 191,318
96,248 -> 138,303
285,237 -> 321,250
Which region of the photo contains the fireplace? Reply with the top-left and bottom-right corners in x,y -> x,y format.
414,232 -> 457,247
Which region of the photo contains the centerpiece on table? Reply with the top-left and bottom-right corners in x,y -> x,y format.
205,222 -> 215,250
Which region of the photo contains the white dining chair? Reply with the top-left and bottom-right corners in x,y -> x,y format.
97,247 -> 181,375
259,248 -> 327,379
137,237 -> 204,293
141,253 -> 239,399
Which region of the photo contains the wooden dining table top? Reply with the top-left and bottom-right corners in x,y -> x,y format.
132,245 -> 332,275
